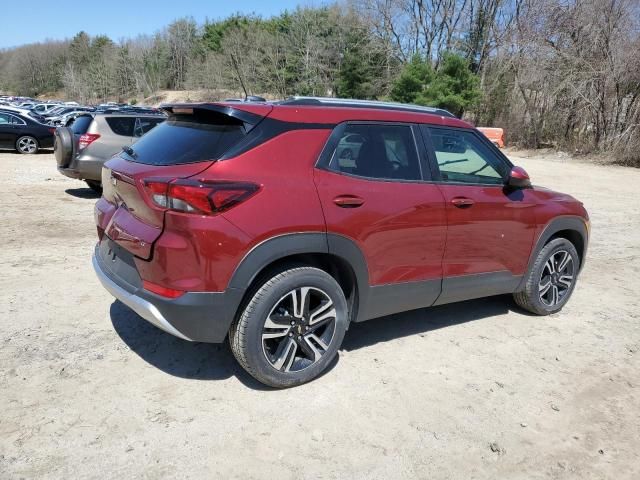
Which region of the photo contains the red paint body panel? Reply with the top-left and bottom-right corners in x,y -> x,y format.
101,156 -> 215,259
436,184 -> 537,276
527,186 -> 590,247
314,169 -> 447,285
135,214 -> 251,291
212,130 -> 330,241
105,207 -> 162,259
139,129 -> 331,292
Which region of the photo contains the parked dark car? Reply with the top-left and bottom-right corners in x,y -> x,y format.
55,112 -> 166,192
43,106 -> 93,119
92,97 -> 590,388
0,109 -> 55,154
47,109 -> 98,127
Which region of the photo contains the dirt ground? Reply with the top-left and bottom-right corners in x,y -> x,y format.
1,149 -> 639,480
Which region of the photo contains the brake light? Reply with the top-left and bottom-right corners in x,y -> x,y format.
142,179 -> 260,215
48,128 -> 56,134
142,280 -> 184,299
143,180 -> 169,207
79,133 -> 100,150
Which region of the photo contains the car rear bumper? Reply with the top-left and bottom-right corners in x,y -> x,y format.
58,153 -> 104,181
92,244 -> 242,343
93,253 -> 192,340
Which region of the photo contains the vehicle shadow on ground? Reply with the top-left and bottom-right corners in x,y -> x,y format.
110,295 -> 526,389
109,301 -> 273,390
65,187 -> 100,199
341,295 -> 524,351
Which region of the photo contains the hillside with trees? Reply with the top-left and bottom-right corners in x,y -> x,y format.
1,0 -> 639,165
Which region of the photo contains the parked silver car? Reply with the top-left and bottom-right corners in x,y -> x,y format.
55,113 -> 165,192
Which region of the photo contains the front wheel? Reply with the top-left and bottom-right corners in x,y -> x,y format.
230,267 -> 349,388
16,136 -> 39,154
513,238 -> 580,315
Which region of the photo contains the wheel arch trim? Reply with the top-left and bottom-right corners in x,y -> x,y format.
227,232 -> 370,321
517,215 -> 588,291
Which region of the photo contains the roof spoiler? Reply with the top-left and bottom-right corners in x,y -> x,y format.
159,103 -> 272,132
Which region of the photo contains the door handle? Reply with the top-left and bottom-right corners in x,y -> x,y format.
451,197 -> 475,208
333,195 -> 365,208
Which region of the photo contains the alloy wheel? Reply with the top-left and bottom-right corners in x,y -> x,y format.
18,137 -> 37,154
262,287 -> 337,373
539,249 -> 574,307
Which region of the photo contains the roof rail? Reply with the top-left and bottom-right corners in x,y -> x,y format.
278,96 -> 456,118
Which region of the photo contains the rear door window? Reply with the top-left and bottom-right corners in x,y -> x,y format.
328,123 -> 422,181
10,115 -> 26,125
122,113 -> 246,165
105,117 -> 136,136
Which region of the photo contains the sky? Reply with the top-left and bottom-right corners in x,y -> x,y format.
0,0 -> 319,49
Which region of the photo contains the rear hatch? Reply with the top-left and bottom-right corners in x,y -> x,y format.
99,103 -> 272,259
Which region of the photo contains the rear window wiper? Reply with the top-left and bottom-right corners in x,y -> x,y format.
122,146 -> 138,159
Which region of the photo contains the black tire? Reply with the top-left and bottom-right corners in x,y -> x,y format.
230,266 -> 349,388
85,180 -> 103,194
513,238 -> 580,315
16,135 -> 39,154
54,127 -> 74,167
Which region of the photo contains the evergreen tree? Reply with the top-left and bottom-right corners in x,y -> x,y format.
389,55 -> 432,104
337,47 -> 376,99
420,53 -> 481,117
390,53 -> 480,117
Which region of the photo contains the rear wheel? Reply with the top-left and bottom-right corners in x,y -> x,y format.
230,267 -> 348,388
16,136 -> 39,154
513,238 -> 579,315
85,180 -> 103,194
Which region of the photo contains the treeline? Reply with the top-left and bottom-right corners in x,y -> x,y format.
0,0 -> 639,165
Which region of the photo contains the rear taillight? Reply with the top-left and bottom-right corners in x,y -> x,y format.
142,179 -> 260,215
79,133 -> 100,150
48,128 -> 56,134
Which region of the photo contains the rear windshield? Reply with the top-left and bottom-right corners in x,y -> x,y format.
70,115 -> 93,134
121,114 -> 246,165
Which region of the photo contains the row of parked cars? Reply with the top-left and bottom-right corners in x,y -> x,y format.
0,95 -> 167,191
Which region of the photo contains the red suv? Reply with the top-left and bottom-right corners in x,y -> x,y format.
93,97 -> 589,387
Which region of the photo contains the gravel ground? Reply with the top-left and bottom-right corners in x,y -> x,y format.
0,150 -> 639,479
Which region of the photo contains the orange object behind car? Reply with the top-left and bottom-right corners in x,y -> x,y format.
477,127 -> 505,148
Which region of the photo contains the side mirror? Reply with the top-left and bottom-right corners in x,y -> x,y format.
507,166 -> 531,188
